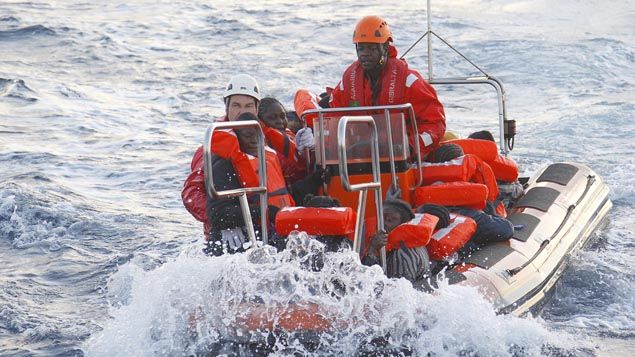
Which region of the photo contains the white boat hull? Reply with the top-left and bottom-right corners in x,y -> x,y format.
452,162 -> 612,315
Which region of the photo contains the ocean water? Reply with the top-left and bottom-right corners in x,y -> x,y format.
1,0 -> 633,356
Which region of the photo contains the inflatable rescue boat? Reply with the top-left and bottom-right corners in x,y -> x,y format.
198,5 -> 612,352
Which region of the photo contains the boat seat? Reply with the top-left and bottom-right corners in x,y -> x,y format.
537,163 -> 579,186
508,213 -> 540,242
463,242 -> 515,269
515,187 -> 559,212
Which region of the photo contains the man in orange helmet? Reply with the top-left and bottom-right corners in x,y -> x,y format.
328,15 -> 446,159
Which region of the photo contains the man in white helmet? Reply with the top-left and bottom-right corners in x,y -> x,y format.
182,74 -> 265,240
220,73 -> 262,122
182,74 -> 321,246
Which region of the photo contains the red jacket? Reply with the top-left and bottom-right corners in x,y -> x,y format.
330,45 -> 446,158
182,117 -> 259,234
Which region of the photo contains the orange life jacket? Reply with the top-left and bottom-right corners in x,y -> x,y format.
427,213 -> 477,261
262,126 -> 297,161
445,138 -> 519,182
421,155 -> 479,185
444,138 -> 498,162
210,129 -> 260,188
363,213 -> 438,254
488,154 -> 519,182
339,56 -> 408,107
470,155 -> 499,202
247,147 -> 295,209
386,213 -> 438,252
293,89 -> 321,128
275,206 -> 357,240
413,181 -> 488,210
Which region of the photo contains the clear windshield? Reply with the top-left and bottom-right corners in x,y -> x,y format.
314,112 -> 408,166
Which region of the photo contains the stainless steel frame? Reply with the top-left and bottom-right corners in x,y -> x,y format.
203,121 -> 269,246
401,0 -> 512,155
337,116 -> 386,271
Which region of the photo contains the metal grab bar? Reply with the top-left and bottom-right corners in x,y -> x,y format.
337,116 -> 386,271
203,120 -> 269,246
430,76 -> 509,155
400,1 -> 514,155
301,103 -> 423,189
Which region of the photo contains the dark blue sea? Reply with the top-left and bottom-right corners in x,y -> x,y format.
1,1 -> 633,355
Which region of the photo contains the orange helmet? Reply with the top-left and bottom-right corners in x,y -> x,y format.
353,15 -> 392,44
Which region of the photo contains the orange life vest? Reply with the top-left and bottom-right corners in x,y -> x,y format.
262,126 -> 297,160
445,138 -> 519,182
444,138 -> 498,162
340,56 -> 408,107
427,213 -> 477,261
247,147 -> 295,209
293,89 -> 321,128
470,155 -> 499,201
363,213 -> 438,254
211,129 -> 260,188
421,155 -> 479,185
386,213 -> 438,252
413,181 -> 488,210
275,206 -> 357,240
488,154 -> 519,182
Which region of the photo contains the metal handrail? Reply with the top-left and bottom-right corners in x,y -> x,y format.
337,116 -> 386,271
203,121 -> 269,246
301,103 -> 423,189
430,76 -> 509,155
400,0 -> 513,155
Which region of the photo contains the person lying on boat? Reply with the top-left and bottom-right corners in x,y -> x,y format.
362,199 -> 436,292
427,143 -> 514,256
323,15 -> 446,159
258,97 -> 310,184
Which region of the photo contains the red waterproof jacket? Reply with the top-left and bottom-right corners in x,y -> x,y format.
182,116 -> 258,234
330,45 -> 446,158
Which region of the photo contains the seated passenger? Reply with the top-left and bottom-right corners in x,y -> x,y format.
363,199 -> 433,291
204,112 -> 293,255
206,112 -> 328,253
258,97 -> 308,184
427,143 -> 514,255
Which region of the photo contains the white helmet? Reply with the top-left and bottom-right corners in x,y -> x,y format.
223,73 -> 261,102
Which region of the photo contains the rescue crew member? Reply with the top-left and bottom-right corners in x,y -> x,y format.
182,73 -> 264,238
326,15 -> 446,159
